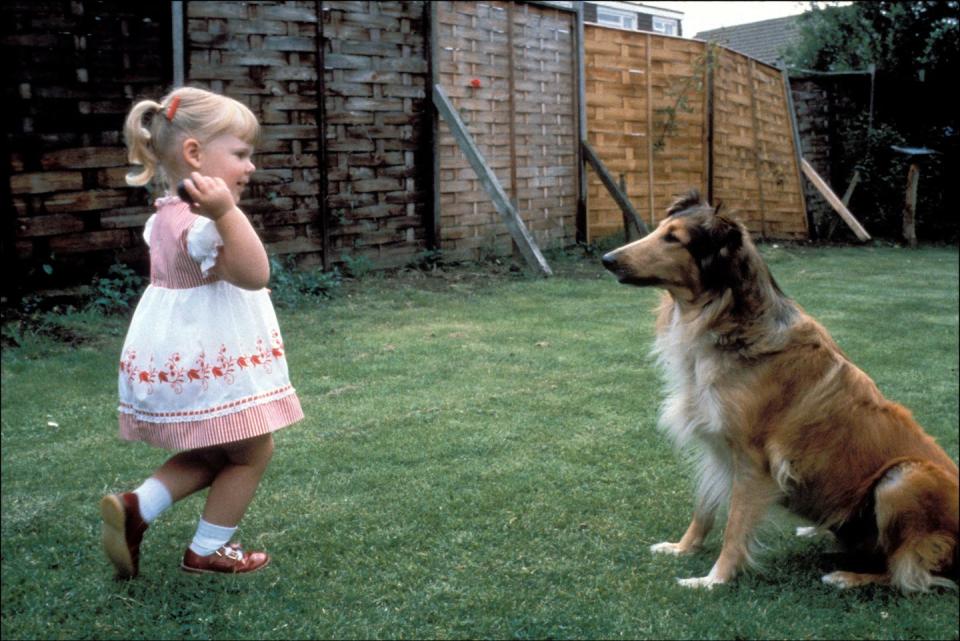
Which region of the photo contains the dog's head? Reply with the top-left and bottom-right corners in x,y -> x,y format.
601,190 -> 745,300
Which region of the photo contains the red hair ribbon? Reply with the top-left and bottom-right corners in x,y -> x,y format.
165,95 -> 181,121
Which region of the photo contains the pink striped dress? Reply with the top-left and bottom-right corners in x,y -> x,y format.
118,196 -> 303,450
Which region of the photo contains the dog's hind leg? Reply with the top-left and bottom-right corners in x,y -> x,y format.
870,462 -> 956,593
677,470 -> 780,589
824,461 -> 959,593
821,570 -> 890,589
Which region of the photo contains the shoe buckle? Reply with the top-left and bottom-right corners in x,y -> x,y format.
218,546 -> 244,562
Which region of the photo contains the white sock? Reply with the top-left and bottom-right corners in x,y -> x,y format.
132,477 -> 173,524
188,518 -> 237,556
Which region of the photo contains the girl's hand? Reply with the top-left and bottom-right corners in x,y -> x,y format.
181,172 -> 236,220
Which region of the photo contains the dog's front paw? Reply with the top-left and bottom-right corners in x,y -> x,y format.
677,575 -> 726,589
650,541 -> 690,556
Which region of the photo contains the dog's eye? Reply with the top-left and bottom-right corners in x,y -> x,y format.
664,231 -> 680,244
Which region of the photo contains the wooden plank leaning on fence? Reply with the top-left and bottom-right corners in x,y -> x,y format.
432,84 -> 553,276
582,141 -> 649,239
799,158 -> 872,242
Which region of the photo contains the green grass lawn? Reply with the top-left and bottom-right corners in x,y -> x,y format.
2,244 -> 958,640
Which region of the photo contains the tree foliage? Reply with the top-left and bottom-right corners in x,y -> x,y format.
789,1 -> 958,79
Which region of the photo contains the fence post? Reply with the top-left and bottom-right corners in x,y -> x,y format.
574,4 -> 587,244
314,0 -> 330,271
781,67 -> 812,239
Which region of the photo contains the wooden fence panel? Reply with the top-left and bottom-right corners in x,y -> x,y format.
648,36 -> 708,226
436,1 -> 577,262
582,25 -> 651,241
712,49 -> 806,238
584,25 -> 806,241
186,0 -> 327,263
319,0 -> 430,268
4,1 -> 170,288
188,0 -> 431,269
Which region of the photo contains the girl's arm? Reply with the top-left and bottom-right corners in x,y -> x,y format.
210,207 -> 270,290
183,174 -> 270,290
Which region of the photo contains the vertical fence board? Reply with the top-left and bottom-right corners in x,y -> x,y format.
435,0 -> 577,262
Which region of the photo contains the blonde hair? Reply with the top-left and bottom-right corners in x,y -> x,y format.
123,86 -> 260,189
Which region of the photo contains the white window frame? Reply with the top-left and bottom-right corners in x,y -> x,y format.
653,16 -> 678,36
596,6 -> 637,30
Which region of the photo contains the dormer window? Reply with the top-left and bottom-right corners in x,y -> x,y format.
597,6 -> 637,30
653,16 -> 678,36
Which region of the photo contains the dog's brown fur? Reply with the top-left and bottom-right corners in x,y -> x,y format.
601,190 -> 959,591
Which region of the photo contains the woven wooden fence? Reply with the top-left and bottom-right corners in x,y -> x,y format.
434,0 -> 578,262
4,1 -> 171,286
5,0 -> 432,292
584,25 -> 807,241
187,0 -> 431,270
6,2 -> 809,295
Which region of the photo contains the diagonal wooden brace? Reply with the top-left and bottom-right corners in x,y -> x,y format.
433,84 -> 552,276
582,141 -> 649,238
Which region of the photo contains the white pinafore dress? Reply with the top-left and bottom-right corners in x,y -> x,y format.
118,196 -> 303,450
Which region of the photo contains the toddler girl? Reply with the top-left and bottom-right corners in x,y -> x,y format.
101,87 -> 303,577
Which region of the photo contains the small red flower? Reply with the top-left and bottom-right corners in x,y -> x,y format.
470,78 -> 482,89
213,367 -> 224,378
159,371 -> 169,382
188,369 -> 201,381
251,355 -> 262,365
138,371 -> 151,383
237,356 -> 248,368
272,348 -> 284,358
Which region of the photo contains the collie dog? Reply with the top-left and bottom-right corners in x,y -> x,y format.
601,190 -> 958,592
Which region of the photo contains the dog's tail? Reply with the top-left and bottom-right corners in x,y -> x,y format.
875,461 -> 959,593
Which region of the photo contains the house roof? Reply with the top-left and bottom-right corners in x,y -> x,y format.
695,14 -> 802,67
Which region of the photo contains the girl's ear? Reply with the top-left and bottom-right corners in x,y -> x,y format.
182,138 -> 202,170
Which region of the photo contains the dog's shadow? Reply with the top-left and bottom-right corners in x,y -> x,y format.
758,541 -> 892,598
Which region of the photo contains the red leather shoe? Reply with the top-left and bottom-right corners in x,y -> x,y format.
181,543 -> 271,575
100,492 -> 148,579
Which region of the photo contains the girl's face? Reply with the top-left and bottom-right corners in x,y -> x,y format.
197,134 -> 256,202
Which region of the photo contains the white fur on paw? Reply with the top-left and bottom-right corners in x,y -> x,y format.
650,541 -> 685,556
821,572 -> 853,588
677,575 -> 725,589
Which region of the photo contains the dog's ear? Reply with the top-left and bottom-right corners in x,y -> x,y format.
667,189 -> 707,217
689,215 -> 744,291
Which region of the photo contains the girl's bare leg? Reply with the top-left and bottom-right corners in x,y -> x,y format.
151,447 -> 228,502
201,434 -> 275,527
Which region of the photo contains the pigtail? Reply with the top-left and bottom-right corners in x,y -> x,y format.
123,99 -> 163,187
123,87 -> 261,191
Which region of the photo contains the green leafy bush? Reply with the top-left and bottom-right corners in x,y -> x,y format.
87,263 -> 146,315
339,253 -> 375,279
269,255 -> 341,308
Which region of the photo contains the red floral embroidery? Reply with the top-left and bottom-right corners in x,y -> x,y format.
120,350 -> 159,394
160,353 -> 187,394
212,345 -> 236,384
120,332 -> 286,394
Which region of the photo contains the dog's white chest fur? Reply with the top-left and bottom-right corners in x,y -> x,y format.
653,308 -> 730,449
